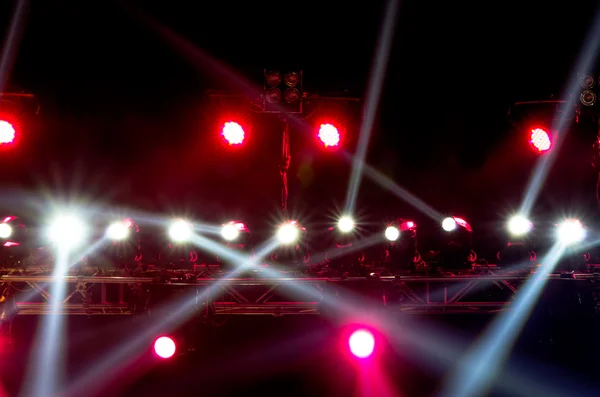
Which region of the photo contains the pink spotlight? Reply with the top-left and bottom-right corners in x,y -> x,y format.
348,329 -> 375,358
153,336 -> 176,359
222,121 -> 245,145
318,123 -> 340,147
529,128 -> 551,153
0,120 -> 15,145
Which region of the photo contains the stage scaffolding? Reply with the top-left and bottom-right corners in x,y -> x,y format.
1,269 -> 599,316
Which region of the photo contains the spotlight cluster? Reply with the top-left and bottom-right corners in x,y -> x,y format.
0,210 -> 592,272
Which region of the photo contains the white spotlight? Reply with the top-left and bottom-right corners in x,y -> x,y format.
221,223 -> 240,241
277,222 -> 300,244
0,223 -> 12,239
507,215 -> 533,236
337,216 -> 355,233
47,214 -> 87,249
106,221 -> 130,241
442,217 -> 457,232
384,226 -> 400,241
557,219 -> 586,246
168,219 -> 192,242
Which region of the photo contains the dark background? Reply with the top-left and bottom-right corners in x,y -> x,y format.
1,1 -> 599,241
2,1 -> 600,396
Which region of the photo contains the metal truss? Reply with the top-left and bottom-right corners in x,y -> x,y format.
1,271 -> 599,317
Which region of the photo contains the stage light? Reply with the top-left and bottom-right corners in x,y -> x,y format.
337,216 -> 355,233
106,219 -> 132,241
580,74 -> 595,89
221,121 -> 245,145
46,214 -> 87,249
0,223 -> 11,239
153,336 -> 176,359
168,219 -> 192,243
221,221 -> 250,243
557,219 -> 586,246
384,225 -> 399,241
0,120 -> 15,145
442,217 -> 457,232
262,69 -> 303,113
498,215 -> 535,266
529,128 -> 551,152
440,216 -> 473,269
284,88 -> 301,104
276,221 -> 301,244
580,90 -> 596,107
265,87 -> 282,103
383,220 -> 418,270
348,329 -> 375,358
284,72 -> 300,87
507,215 -> 533,236
265,70 -> 282,86
318,123 -> 340,147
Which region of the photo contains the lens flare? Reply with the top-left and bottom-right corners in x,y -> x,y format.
153,336 -> 176,359
348,329 -> 375,358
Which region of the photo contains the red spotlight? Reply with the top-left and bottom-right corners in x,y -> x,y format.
348,329 -> 375,358
221,121 -> 245,145
153,336 -> 176,359
529,127 -> 551,153
0,120 -> 15,145
318,123 -> 340,147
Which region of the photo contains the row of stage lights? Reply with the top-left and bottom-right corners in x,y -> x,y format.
0,212 -> 590,271
152,327 -> 376,361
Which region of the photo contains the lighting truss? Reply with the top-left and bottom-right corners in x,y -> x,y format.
1,270 -> 599,316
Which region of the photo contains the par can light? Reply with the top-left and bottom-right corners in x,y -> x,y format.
168,219 -> 193,243
46,214 -> 88,250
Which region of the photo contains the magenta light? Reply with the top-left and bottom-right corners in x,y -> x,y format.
153,336 -> 176,359
348,329 -> 375,358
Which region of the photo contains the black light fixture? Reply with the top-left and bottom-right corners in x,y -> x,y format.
383,219 -> 418,271
439,216 -> 473,270
0,215 -> 32,267
497,215 -> 536,267
262,68 -> 303,114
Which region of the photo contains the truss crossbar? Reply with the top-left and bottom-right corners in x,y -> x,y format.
1,273 -> 597,316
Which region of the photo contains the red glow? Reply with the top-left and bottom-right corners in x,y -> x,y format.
349,329 -> 375,358
222,121 -> 245,145
529,128 -> 551,152
153,336 -> 176,359
0,120 -> 15,145
318,123 -> 340,147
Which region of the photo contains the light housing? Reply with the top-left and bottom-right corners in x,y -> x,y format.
106,218 -> 135,241
46,214 -> 88,250
529,128 -> 552,153
262,68 -> 303,113
507,215 -> 533,237
440,216 -> 473,269
168,219 -> 193,243
220,221 -> 251,243
337,216 -> 355,233
276,221 -> 304,245
556,219 -> 586,246
383,219 -> 418,270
